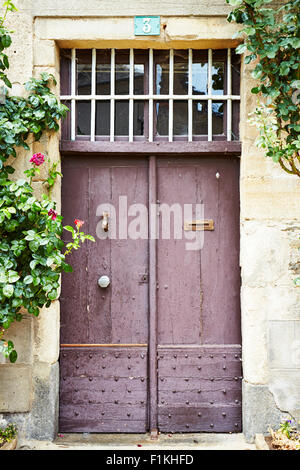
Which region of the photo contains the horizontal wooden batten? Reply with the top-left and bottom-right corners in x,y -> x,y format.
60,140 -> 241,156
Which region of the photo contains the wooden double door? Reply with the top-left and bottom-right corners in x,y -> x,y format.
59,155 -> 242,433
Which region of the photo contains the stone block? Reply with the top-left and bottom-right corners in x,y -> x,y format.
4,362 -> 60,441
242,381 -> 288,442
34,301 -> 60,365
0,365 -> 32,412
240,176 -> 300,222
27,362 -> 59,440
32,0 -> 234,17
0,316 -> 33,365
240,222 -> 292,287
241,176 -> 300,221
33,39 -> 56,67
240,145 -> 287,180
265,286 -> 300,322
6,10 -> 33,84
268,321 -> 299,369
34,16 -> 240,49
241,287 -> 268,384
269,370 -> 300,418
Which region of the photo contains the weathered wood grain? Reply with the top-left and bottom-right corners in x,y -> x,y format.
158,404 -> 242,432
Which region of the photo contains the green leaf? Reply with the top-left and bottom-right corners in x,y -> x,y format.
48,289 -> 58,300
291,80 -> 300,89
236,43 -> 247,55
251,87 -> 260,94
62,262 -> 73,273
3,284 -> 14,298
9,350 -> 17,363
23,275 -> 33,285
265,45 -> 278,59
29,240 -> 39,252
1,35 -> 12,49
63,225 -> 75,234
85,235 -> 95,242
29,260 -> 38,270
0,269 -> 7,283
227,0 -> 243,5
8,270 -> 20,283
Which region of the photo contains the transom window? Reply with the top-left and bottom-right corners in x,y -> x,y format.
60,48 -> 240,143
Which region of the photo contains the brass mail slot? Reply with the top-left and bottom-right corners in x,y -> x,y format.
184,219 -> 214,231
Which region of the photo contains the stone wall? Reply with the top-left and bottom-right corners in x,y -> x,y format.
0,0 -> 299,442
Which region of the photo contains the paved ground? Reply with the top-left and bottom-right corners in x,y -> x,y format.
18,433 -> 257,450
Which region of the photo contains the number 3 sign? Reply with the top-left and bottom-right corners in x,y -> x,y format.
134,16 -> 161,36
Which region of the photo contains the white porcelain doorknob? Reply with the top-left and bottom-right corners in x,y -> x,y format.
98,275 -> 110,288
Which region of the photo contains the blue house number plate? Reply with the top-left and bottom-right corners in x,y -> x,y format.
134,16 -> 161,36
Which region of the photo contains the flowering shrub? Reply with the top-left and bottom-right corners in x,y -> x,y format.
30,153 -> 45,166
0,2 -> 95,362
0,154 -> 95,362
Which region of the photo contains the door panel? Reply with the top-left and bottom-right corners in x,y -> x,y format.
156,157 -> 241,432
59,347 -> 148,432
59,157 -> 149,432
59,155 -> 241,433
157,163 -> 202,345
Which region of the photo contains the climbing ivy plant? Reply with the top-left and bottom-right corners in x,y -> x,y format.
227,0 -> 300,176
0,1 -> 94,362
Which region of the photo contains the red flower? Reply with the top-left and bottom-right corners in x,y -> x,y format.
48,209 -> 57,221
30,153 -> 45,166
74,219 -> 84,228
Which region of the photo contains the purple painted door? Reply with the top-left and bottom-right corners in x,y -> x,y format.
59,157 -> 149,432
59,155 -> 241,433
156,157 -> 242,432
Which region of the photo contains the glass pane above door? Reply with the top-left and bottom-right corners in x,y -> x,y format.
60,48 -> 240,142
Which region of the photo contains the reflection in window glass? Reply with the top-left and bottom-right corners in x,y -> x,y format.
96,101 -> 110,135
155,51 -> 169,95
77,101 -> 91,135
212,62 -> 224,95
155,101 -> 168,136
192,63 -> 207,96
96,65 -> 111,95
115,51 -> 130,95
193,101 -> 208,135
134,65 -> 144,95
61,99 -> 71,140
232,101 -> 240,140
174,51 -> 188,95
60,49 -> 71,95
115,101 -> 129,135
212,101 -> 224,135
134,101 -> 144,135
96,50 -> 111,95
174,101 -> 188,136
115,65 -> 130,95
76,50 -> 92,95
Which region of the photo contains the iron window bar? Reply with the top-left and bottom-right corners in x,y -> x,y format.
61,48 -> 240,143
